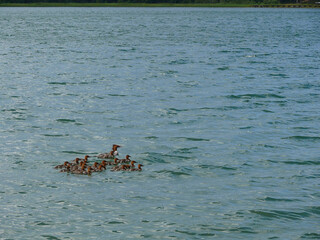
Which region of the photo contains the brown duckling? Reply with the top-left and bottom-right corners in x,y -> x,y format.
55,161 -> 69,169
130,164 -> 144,171
117,155 -> 131,164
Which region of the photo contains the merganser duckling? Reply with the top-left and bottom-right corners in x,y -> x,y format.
55,161 -> 69,169
118,155 -> 131,164
105,158 -> 119,166
130,164 -> 144,171
90,162 -> 99,172
60,164 -> 71,172
85,166 -> 92,176
94,164 -> 105,172
71,164 -> 86,174
111,164 -> 127,172
81,155 -> 90,161
118,161 -> 136,171
70,158 -> 80,164
126,160 -> 136,169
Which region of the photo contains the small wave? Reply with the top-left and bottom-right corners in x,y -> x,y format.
171,137 -> 210,142
305,206 -> 320,216
56,119 -> 76,123
282,136 -> 320,141
108,94 -> 127,97
268,73 -> 289,78
175,230 -> 197,236
229,227 -> 257,234
35,221 -> 53,226
106,221 -> 125,224
42,134 -> 69,137
239,126 -> 253,129
140,152 -> 173,163
144,136 -> 158,139
48,82 -> 67,85
169,59 -> 189,65
196,164 -> 237,171
61,151 -> 87,155
250,209 -> 310,220
260,197 -> 298,202
227,93 -> 285,99
283,160 -> 320,166
263,109 -> 274,113
155,169 -> 191,176
172,147 -> 198,154
41,235 -> 61,240
217,66 -> 229,71
168,107 -> 189,112
301,233 -> 320,239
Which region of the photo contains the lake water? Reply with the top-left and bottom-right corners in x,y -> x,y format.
0,7 -> 319,239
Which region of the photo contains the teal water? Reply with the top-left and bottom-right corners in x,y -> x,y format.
0,7 -> 319,239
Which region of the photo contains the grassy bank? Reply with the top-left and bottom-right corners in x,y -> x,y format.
0,2 -> 319,7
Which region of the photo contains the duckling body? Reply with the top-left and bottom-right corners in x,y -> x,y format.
117,155 -> 131,164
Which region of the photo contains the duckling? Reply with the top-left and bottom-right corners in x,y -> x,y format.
70,158 -> 80,164
105,158 -> 119,166
91,162 -> 99,171
60,164 -> 71,172
125,160 -> 136,170
55,161 -> 69,169
130,164 -> 144,171
71,164 -> 87,174
84,166 -> 92,176
94,164 -> 105,172
117,155 -> 131,164
81,155 -> 90,161
111,164 -> 127,172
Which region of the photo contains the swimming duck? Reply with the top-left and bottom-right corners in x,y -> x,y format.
130,164 -> 144,171
70,158 -> 80,164
85,166 -> 92,176
96,144 -> 121,159
55,161 -> 69,169
91,162 -> 99,171
104,158 -> 119,166
71,164 -> 87,174
125,160 -> 136,169
117,155 -> 131,164
81,155 -> 90,161
60,163 -> 71,172
111,164 -> 127,172
94,164 -> 105,172
117,161 -> 136,171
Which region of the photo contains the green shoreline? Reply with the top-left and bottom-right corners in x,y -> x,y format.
0,2 -> 319,7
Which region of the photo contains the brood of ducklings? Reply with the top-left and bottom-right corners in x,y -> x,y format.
55,144 -> 145,175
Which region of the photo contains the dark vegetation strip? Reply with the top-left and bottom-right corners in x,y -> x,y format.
0,2 -> 319,7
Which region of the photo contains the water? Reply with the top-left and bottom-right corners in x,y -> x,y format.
0,7 -> 319,239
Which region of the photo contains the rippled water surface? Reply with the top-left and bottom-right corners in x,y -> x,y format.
0,7 -> 319,239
